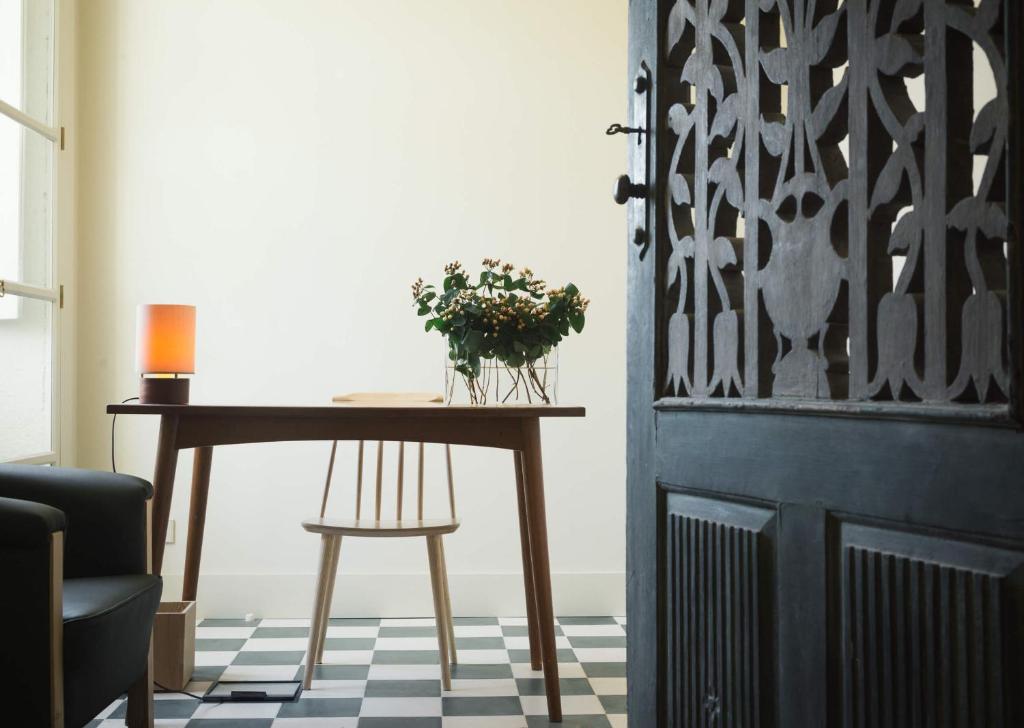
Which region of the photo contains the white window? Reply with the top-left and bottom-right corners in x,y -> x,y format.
0,0 -> 60,464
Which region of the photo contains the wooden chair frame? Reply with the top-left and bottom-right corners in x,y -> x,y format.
301,393 -> 459,690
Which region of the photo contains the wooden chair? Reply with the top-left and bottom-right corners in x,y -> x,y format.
301,392 -> 459,690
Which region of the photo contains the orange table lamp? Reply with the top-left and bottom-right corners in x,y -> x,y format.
136,304 -> 196,404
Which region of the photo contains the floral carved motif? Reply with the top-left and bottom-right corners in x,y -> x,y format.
662,0 -> 1016,413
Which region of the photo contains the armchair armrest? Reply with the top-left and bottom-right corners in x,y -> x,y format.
0,495 -> 65,726
0,464 -> 153,578
0,495 -> 65,548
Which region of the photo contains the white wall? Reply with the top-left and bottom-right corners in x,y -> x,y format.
75,0 -> 628,617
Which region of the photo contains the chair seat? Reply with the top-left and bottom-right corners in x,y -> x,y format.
302,516 -> 460,537
63,575 -> 162,728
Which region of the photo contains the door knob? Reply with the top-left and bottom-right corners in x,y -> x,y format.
613,174 -> 646,205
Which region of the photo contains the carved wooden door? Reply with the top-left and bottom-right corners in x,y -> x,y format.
624,1 -> 1024,726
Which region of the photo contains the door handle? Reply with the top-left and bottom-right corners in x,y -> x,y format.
613,174 -> 646,205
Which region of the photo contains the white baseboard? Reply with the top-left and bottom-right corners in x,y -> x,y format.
160,572 -> 625,620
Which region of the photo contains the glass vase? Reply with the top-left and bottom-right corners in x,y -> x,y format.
444,348 -> 558,406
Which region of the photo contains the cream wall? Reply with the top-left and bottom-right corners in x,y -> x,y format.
75,0 -> 628,617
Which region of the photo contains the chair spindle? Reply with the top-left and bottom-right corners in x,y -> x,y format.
445,445 -> 456,519
355,440 -> 364,519
320,440 -> 339,518
418,442 -> 425,521
374,440 -> 384,521
396,442 -> 405,520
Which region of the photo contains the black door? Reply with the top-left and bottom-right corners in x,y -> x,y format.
624,1 -> 1024,726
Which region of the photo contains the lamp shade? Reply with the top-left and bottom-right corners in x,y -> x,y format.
136,304 -> 196,374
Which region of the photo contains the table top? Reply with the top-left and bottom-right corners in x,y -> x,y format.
106,403 -> 585,418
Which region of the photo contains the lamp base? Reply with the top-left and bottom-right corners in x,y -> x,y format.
140,377 -> 190,405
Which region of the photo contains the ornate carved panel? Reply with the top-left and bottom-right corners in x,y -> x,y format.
661,0 -> 1018,417
834,521 -> 1024,727
663,491 -> 776,726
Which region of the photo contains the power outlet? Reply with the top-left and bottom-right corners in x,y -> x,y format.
166,519 -> 176,544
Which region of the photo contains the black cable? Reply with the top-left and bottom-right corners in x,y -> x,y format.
154,680 -> 204,700
111,396 -> 140,473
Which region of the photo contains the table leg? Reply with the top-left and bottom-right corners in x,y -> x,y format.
183,446 -> 214,601
149,415 -> 181,575
514,450 -> 542,670
520,418 -> 561,721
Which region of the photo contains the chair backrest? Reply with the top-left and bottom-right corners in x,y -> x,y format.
320,392 -> 455,521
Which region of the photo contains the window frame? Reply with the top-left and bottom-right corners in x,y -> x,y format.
0,0 -> 62,466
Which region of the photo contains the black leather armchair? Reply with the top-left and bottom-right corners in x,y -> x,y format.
0,464 -> 162,727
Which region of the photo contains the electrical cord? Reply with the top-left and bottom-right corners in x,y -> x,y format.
154,680 -> 204,700
110,396 -> 140,473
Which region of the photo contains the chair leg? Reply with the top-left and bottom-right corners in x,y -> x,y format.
303,535 -> 334,690
316,536 -> 342,664
125,648 -> 153,728
439,538 -> 457,665
426,535 -> 452,690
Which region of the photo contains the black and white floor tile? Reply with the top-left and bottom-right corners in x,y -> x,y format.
87,616 -> 627,727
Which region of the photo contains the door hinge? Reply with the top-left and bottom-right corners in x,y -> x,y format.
59,284 -> 64,309
60,127 -> 65,151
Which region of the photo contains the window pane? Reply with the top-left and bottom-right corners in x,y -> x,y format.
0,295 -> 52,461
0,110 -> 53,295
0,0 -> 54,125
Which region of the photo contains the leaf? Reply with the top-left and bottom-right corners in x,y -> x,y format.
708,156 -> 744,209
417,304 -> 431,316
569,311 -> 585,334
812,71 -> 848,142
680,53 -> 701,88
810,8 -> 845,67
761,47 -> 789,86
948,198 -> 1008,240
876,35 -> 922,77
666,250 -> 682,290
463,328 -> 483,352
709,94 -> 740,143
890,0 -> 922,32
671,173 -> 691,207
869,152 -> 908,214
970,100 -> 1001,155
887,210 -> 920,253
425,320 -> 435,332
565,283 -> 579,296
760,117 -> 789,157
712,237 -> 738,269
667,0 -> 695,50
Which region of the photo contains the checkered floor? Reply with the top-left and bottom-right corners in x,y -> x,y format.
87,616 -> 627,727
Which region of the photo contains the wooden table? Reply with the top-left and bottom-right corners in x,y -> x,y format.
108,402 -> 585,723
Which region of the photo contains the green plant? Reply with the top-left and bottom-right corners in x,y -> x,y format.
412,258 -> 588,404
